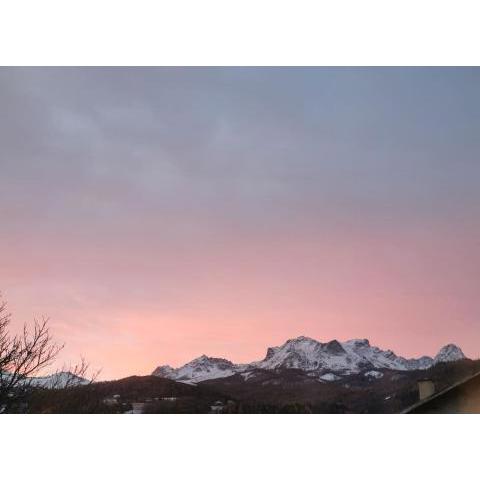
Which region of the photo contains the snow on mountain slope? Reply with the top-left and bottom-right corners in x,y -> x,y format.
252,337 -> 354,372
340,338 -> 433,372
29,372 -> 89,389
434,344 -> 465,363
152,336 -> 468,384
152,355 -> 243,384
0,371 -> 89,389
254,336 -> 437,374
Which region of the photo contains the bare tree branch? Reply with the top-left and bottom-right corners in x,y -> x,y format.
0,293 -> 100,412
48,357 -> 101,389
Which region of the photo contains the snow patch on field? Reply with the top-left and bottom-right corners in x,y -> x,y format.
319,373 -> 341,382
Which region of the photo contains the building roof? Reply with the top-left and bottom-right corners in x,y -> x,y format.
403,370 -> 480,413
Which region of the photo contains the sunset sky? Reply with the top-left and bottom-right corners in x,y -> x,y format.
1,67 -> 479,379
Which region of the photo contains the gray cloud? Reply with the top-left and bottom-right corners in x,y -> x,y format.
1,67 -> 479,266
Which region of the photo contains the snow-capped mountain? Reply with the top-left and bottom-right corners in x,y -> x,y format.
152,336 -> 467,384
434,344 -> 465,364
0,371 -> 89,389
28,372 -> 89,389
152,355 -> 240,384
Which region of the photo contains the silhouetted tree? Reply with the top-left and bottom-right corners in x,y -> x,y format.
0,296 -> 63,408
0,294 -> 98,412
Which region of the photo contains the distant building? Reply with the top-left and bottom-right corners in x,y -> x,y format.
405,372 -> 480,413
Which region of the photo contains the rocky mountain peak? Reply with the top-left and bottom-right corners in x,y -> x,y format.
345,338 -> 370,348
323,339 -> 346,355
152,365 -> 175,376
434,344 -> 465,363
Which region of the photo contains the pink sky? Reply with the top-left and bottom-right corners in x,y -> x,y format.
3,217 -> 479,379
1,67 -> 480,379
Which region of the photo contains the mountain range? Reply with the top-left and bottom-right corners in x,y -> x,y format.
0,371 -> 90,389
152,336 -> 466,384
29,372 -> 90,389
